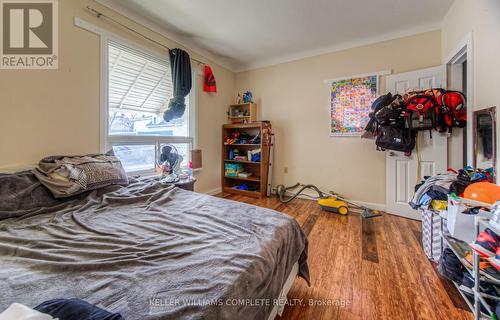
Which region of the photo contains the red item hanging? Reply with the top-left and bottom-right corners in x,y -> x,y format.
203,65 -> 217,92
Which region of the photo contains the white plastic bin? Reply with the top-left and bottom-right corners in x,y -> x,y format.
446,196 -> 475,243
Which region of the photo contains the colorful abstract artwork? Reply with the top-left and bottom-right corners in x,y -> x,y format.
330,75 -> 377,136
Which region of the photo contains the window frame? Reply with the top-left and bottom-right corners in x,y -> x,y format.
100,34 -> 197,175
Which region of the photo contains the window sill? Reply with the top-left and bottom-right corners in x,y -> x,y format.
131,168 -> 202,180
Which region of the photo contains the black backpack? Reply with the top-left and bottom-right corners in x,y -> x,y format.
375,126 -> 416,154
364,93 -> 394,134
374,95 -> 405,127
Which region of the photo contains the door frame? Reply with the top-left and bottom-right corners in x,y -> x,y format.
444,32 -> 474,166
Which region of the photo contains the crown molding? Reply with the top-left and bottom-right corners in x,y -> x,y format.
94,0 -> 444,73
235,23 -> 442,72
93,0 -> 238,72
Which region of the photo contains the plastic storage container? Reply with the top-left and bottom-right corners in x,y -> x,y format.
446,196 -> 475,243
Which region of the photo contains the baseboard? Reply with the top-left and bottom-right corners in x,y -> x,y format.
203,187 -> 222,196
205,187 -> 387,211
352,201 -> 387,212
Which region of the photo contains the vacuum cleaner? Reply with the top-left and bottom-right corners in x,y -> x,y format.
275,183 -> 382,219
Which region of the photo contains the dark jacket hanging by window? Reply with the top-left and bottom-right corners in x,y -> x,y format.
163,48 -> 192,122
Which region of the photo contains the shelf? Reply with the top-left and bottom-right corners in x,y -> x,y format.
459,197 -> 493,209
224,175 -> 260,182
441,233 -> 474,278
229,116 -> 251,119
230,103 -> 255,107
451,280 -> 493,320
478,218 -> 500,236
451,280 -> 476,315
222,120 -> 271,200
223,187 -> 260,198
441,233 -> 500,285
224,143 -> 261,147
223,123 -> 263,129
225,159 -> 261,164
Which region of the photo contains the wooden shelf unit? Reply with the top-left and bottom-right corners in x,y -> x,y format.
228,103 -> 258,124
222,122 -> 271,198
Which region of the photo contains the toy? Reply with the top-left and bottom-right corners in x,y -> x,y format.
225,163 -> 244,177
251,152 -> 261,162
236,93 -> 243,104
464,182 -> 500,204
235,183 -> 249,190
243,91 -> 253,103
225,132 -> 240,144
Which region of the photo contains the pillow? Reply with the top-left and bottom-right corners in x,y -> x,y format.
32,154 -> 128,198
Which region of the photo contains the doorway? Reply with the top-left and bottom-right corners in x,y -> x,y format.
445,32 -> 474,167
447,55 -> 467,169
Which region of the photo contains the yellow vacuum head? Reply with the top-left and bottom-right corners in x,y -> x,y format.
317,197 -> 349,215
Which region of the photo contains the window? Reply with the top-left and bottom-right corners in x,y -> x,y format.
104,39 -> 194,174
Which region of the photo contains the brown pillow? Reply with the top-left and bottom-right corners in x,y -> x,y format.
32,154 -> 128,198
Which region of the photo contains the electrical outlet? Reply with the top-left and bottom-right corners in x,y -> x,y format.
284,167 -> 288,174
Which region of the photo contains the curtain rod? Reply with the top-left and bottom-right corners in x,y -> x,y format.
85,5 -> 205,66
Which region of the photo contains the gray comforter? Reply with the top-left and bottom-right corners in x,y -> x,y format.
0,173 -> 309,320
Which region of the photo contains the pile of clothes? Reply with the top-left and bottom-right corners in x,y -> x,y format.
410,172 -> 456,210
410,167 -> 494,210
450,167 -> 495,195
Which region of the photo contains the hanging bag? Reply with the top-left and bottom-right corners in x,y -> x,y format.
364,92 -> 394,134
424,88 -> 448,132
374,94 -> 405,127
404,95 -> 437,131
441,91 -> 467,128
375,126 -> 416,154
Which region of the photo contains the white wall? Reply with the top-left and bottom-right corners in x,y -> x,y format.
0,0 -> 235,194
442,0 -> 500,176
235,31 -> 442,205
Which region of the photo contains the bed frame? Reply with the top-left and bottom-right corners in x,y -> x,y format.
267,262 -> 299,320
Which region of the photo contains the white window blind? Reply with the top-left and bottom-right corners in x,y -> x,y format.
103,37 -> 195,174
108,40 -> 173,115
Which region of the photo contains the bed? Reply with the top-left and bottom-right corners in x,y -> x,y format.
0,172 -> 309,320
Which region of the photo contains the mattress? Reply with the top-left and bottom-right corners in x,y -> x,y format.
0,173 -> 309,320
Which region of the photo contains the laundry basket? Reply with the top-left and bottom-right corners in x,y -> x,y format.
421,209 -> 445,262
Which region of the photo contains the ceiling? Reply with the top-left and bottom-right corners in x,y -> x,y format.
97,0 -> 454,72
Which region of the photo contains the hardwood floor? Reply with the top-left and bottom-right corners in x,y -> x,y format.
216,193 -> 473,320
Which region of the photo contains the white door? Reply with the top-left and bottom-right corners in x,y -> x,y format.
385,66 -> 447,220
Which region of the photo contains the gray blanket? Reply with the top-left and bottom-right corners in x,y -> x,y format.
0,173 -> 309,320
